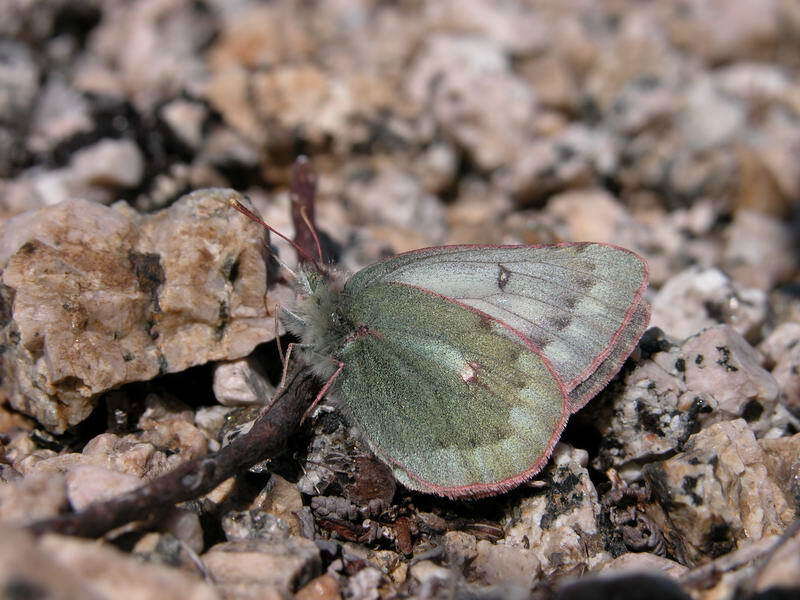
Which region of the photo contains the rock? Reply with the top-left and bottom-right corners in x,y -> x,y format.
340,543 -> 403,582
519,54 -> 579,112
27,77 -> 93,154
594,326 -> 792,473
194,405 -> 233,448
643,419 -> 794,565
70,138 -> 145,190
202,537 -> 320,598
0,526 -> 219,599
556,571 -> 691,600
650,267 -> 767,341
759,433 -> 800,511
737,108 -> 800,217
442,531 -> 478,566
599,552 -> 688,579
217,405 -> 261,450
445,180 -> 515,245
222,510 -> 291,542
342,167 -> 447,250
678,79 -> 745,152
0,190 -> 278,432
295,574 -> 342,600
760,323 -> 800,417
161,508 -> 205,555
0,472 -> 67,525
760,322 -> 800,364
65,464 -> 143,511
503,444 -> 609,576
204,3 -> 317,144
40,531 -> 219,599
722,210 -> 796,291
416,142 -> 459,196
131,509 -> 205,566
160,98 -> 209,151
249,474 -> 305,533
212,355 -> 275,407
657,0 -> 783,63
24,139 -> 146,208
717,62 -> 792,104
591,332 -> 714,471
734,137 -> 799,218
79,431 -> 176,480
584,10 -> 687,116
424,1 -> 547,55
136,395 -> 210,465
751,525 -> 800,594
0,526 -> 98,598
494,125 -> 609,204
682,326 -> 782,437
0,39 -> 39,124
544,189 -> 637,244
409,560 -> 451,586
346,566 -> 383,600
471,541 -> 540,588
297,413 -> 369,496
406,34 -> 536,170
73,0 -> 214,111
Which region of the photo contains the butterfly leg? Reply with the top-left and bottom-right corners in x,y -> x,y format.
302,356 -> 344,423
277,342 -> 344,423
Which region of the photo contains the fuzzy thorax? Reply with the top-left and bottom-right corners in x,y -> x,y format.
282,267 -> 352,381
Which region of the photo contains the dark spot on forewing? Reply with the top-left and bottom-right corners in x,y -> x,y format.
528,332 -> 552,349
550,315 -> 571,331
563,296 -> 578,310
497,264 -> 511,290
573,275 -> 595,290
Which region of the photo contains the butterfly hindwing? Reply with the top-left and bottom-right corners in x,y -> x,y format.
566,297 -> 650,410
346,243 -> 649,413
335,282 -> 568,496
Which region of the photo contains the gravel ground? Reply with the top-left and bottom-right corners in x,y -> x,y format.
0,1 -> 799,599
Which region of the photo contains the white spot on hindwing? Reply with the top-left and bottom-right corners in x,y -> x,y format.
459,360 -> 482,384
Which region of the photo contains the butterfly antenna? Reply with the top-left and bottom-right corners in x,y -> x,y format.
227,196 -> 324,273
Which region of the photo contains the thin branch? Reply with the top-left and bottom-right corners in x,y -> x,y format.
27,356 -> 321,539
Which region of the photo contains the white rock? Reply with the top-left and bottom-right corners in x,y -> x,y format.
65,464 -> 143,511
213,356 -> 275,407
651,267 -> 767,341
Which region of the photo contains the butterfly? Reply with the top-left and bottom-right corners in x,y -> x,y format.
232,200 -> 650,498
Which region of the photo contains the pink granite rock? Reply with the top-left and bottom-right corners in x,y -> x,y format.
643,419 -> 794,565
0,189 -> 279,432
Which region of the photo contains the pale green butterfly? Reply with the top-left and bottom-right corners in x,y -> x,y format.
232,201 -> 650,498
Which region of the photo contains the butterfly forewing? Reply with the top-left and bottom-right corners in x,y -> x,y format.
335,282 -> 568,496
346,243 -> 649,412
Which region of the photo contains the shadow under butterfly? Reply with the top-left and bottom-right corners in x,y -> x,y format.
233,197 -> 649,499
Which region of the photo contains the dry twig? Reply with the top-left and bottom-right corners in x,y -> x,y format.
27,355 -> 320,539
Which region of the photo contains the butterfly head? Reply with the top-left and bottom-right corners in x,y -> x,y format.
282,266 -> 351,380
